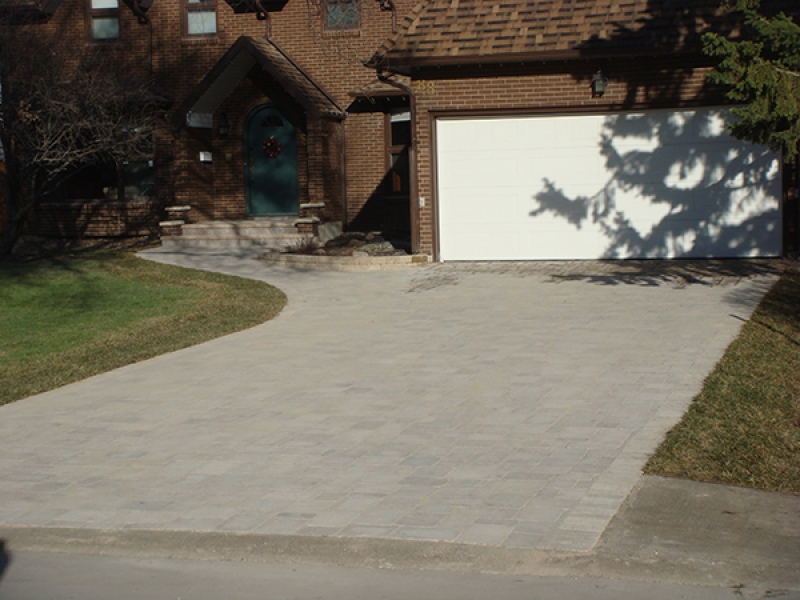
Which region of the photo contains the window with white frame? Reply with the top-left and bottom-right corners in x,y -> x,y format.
88,0 -> 120,41
184,0 -> 218,36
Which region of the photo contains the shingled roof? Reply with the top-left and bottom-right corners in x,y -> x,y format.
370,0 -> 785,71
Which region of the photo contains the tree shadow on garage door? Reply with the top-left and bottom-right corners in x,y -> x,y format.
533,0 -> 793,261
530,109 -> 782,260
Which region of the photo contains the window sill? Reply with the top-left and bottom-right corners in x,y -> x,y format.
181,34 -> 222,44
322,28 -> 361,38
85,38 -> 122,45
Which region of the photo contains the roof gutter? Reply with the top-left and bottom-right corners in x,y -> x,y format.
376,45 -> 709,75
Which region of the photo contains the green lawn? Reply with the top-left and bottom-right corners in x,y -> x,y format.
0,251 -> 286,405
646,268 -> 800,492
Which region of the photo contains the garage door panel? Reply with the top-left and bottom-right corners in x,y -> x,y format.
436,108 -> 781,261
441,191 -> 523,225
526,152 -> 606,190
515,220 -> 610,260
440,147 -> 522,186
447,223 -> 520,260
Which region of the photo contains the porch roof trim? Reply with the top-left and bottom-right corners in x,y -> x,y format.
172,36 -> 346,130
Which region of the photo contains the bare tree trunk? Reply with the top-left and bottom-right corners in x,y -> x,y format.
0,171 -> 39,258
0,210 -> 27,257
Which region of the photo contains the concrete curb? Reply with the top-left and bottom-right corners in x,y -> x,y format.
1,518 -> 797,589
0,526 -> 586,575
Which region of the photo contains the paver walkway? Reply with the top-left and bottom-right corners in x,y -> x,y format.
0,250 -> 778,551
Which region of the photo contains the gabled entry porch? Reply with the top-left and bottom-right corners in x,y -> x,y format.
171,36 -> 346,235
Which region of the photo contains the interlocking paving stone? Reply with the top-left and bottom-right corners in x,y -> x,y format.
0,251 -> 778,552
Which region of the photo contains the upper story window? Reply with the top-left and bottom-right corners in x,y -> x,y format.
88,0 -> 120,41
325,0 -> 359,31
184,0 -> 218,36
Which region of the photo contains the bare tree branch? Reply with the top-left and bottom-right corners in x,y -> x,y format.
0,5 -> 168,255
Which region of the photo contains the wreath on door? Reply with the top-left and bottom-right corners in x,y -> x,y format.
262,136 -> 282,158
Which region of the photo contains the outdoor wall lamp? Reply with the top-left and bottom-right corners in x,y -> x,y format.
591,70 -> 609,97
218,113 -> 230,137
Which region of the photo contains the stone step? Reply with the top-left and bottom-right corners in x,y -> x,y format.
181,221 -> 298,238
180,227 -> 300,238
161,234 -> 307,251
161,218 -> 309,251
260,252 -> 430,271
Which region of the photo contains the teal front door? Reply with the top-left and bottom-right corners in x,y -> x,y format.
245,105 -> 298,216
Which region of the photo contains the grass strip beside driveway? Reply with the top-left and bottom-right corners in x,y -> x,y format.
646,269 -> 800,492
0,251 -> 286,406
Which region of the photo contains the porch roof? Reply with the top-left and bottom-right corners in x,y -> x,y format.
173,36 -> 346,130
347,75 -> 411,98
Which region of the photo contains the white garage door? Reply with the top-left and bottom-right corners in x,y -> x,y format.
436,108 -> 781,261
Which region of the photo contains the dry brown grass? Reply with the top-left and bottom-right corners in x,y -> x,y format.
646,268 -> 800,492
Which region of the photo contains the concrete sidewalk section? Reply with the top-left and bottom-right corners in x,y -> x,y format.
0,251 -> 778,552
597,475 -> 800,588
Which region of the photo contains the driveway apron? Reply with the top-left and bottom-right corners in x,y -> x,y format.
0,250 -> 777,551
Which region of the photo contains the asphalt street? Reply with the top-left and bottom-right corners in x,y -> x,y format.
2,551 -> 794,600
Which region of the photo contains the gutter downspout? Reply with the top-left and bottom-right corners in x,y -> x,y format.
340,121 -> 347,231
379,0 -> 397,33
377,70 -> 420,255
147,19 -> 153,78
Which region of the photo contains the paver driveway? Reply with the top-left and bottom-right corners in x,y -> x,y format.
0,250 -> 777,551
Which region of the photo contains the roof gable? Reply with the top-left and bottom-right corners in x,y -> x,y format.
173,36 -> 346,130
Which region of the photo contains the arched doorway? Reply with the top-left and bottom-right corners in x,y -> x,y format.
244,105 -> 298,216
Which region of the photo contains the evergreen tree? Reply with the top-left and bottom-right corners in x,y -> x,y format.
704,0 -> 800,160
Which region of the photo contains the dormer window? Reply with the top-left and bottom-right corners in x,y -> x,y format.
325,0 -> 359,31
88,0 -> 120,41
184,0 -> 218,36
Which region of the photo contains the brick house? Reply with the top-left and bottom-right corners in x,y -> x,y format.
12,0 -> 419,250
7,0 -> 800,259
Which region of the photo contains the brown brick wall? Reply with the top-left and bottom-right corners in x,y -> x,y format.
26,200 -> 160,238
344,112 -> 387,223
321,119 -> 346,222
410,59 -> 723,256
